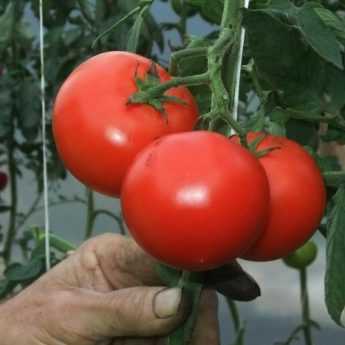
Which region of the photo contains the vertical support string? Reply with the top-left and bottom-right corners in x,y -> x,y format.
232,0 -> 251,125
39,0 -> 51,271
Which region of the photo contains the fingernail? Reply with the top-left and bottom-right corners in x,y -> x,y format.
153,288 -> 182,318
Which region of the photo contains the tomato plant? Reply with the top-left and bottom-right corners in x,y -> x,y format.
53,51 -> 198,197
232,133 -> 326,261
121,131 -> 270,271
283,241 -> 318,269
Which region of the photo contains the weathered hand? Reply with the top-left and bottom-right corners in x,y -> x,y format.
0,233 -> 260,345
0,234 -> 220,345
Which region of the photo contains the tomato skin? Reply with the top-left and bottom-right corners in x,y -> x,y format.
0,172 -> 7,191
121,131 -> 270,271
235,133 -> 326,261
283,241 -> 318,269
53,51 -> 198,197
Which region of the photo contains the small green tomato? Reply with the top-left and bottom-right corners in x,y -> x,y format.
283,241 -> 318,269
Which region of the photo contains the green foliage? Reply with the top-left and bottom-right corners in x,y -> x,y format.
325,186 -> 345,326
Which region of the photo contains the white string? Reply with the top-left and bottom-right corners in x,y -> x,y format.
39,0 -> 51,271
232,0 -> 251,131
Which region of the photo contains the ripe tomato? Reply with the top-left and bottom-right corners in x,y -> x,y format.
0,171 -> 7,191
233,133 -> 326,261
121,131 -> 270,271
283,241 -> 318,269
53,51 -> 198,197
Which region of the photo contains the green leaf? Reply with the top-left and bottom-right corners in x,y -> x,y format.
324,64 -> 345,113
0,279 -> 16,299
296,4 -> 343,69
315,154 -> 341,173
314,7 -> 345,42
325,186 -> 345,327
127,6 -> 148,52
286,119 -> 318,148
200,0 -> 223,24
244,9 -> 325,107
0,2 -> 15,54
5,258 -> 45,282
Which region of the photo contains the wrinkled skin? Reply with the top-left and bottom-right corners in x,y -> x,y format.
0,234 -> 222,345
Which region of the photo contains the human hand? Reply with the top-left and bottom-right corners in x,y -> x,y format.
0,234 -> 259,345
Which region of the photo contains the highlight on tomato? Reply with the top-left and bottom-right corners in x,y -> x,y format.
53,51 -> 199,197
121,131 -> 270,271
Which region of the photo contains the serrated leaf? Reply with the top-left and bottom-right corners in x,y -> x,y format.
325,186 -> 345,326
296,4 -> 343,69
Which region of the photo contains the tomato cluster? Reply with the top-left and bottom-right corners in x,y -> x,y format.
53,51 -> 326,271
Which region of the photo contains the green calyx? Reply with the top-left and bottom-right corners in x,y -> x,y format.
128,63 -> 187,114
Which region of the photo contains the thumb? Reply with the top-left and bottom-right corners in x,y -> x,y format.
78,287 -> 190,338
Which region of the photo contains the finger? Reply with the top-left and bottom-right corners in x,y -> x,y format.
190,290 -> 220,345
76,286 -> 191,338
119,338 -> 160,345
80,234 -> 161,288
110,338 -> 159,345
204,261 -> 261,301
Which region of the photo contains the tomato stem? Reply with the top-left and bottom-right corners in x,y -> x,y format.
168,270 -> 203,345
129,72 -> 210,104
300,267 -> 314,345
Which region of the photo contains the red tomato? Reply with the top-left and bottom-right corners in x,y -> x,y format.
234,133 -> 326,261
0,171 -> 7,191
121,131 -> 270,271
53,52 -> 198,197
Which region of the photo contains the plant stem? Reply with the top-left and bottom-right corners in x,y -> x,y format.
168,270 -> 203,345
221,0 -> 240,29
129,72 -> 210,103
93,209 -> 126,235
227,298 -> 240,332
208,27 -> 248,146
3,141 -> 18,263
16,193 -> 42,231
84,188 -> 95,240
300,268 -> 313,345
